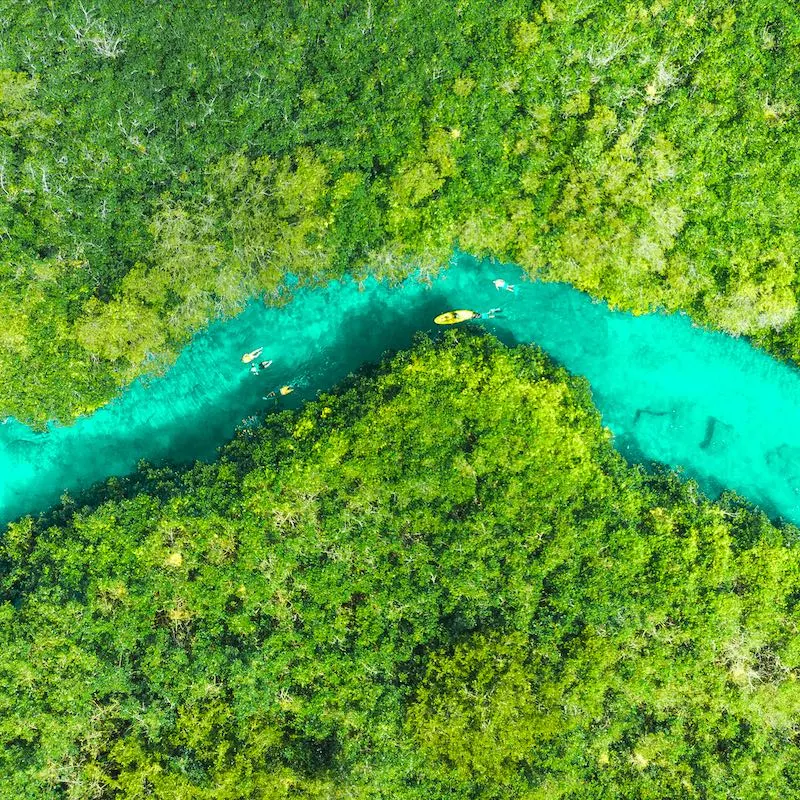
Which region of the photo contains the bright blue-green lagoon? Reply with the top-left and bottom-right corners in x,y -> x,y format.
3,254 -> 800,525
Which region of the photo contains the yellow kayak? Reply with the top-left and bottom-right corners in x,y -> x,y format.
434,309 -> 479,325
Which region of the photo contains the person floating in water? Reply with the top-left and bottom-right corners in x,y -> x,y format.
493,279 -> 515,292
250,359 -> 273,376
241,347 -> 263,364
263,385 -> 294,399
470,308 -> 501,320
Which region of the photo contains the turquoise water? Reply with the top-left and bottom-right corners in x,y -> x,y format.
2,254 -> 800,525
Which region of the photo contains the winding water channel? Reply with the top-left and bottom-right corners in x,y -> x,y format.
3,254 -> 800,525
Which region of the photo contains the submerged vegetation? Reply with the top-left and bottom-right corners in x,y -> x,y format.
2,0 -> 800,422
3,334 -> 800,798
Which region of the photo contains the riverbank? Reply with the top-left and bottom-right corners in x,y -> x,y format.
3,254 -> 800,526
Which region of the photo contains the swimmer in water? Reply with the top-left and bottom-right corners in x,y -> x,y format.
492,279 -> 515,292
241,347 -> 263,364
259,360 -> 273,370
279,385 -> 294,396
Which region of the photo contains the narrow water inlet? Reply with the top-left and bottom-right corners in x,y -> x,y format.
2,253 -> 800,525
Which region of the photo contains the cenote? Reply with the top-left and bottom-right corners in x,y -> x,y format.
2,253 -> 800,526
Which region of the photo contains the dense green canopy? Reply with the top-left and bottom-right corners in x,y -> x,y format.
3,334 -> 800,798
2,0 -> 800,422
4,5 -> 800,794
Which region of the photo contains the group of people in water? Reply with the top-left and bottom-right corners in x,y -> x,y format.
479,278 -> 516,318
434,277 -> 518,325
481,277 -> 516,318
241,276 -> 516,394
240,347 -> 294,398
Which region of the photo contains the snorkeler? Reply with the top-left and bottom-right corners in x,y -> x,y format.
263,385 -> 293,399
259,360 -> 273,370
469,309 -> 501,320
492,279 -> 515,292
241,347 -> 263,364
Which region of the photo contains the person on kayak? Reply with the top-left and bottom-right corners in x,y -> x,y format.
241,347 -> 263,363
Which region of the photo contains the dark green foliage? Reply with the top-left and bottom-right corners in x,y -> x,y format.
2,1 -> 800,421
3,334 -> 800,798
